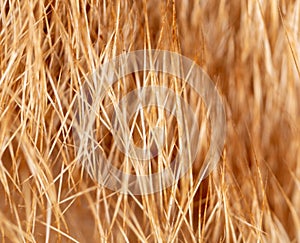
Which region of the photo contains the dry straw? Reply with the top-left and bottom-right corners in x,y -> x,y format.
0,0 -> 299,242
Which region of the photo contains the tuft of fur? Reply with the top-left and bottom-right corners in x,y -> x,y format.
0,0 -> 299,242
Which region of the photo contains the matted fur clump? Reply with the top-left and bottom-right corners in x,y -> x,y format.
0,0 -> 300,242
